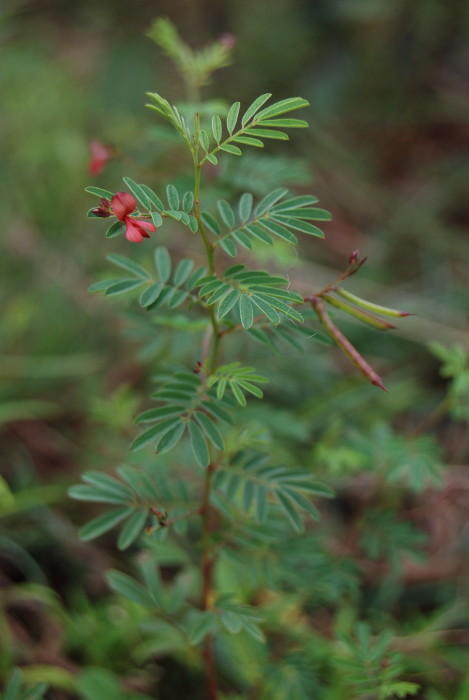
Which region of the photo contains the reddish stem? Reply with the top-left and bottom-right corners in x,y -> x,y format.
203,625 -> 217,700
201,464 -> 218,700
304,256 -> 368,302
312,297 -> 388,391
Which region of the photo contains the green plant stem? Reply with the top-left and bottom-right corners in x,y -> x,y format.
194,166 -> 215,273
303,256 -> 368,300
193,123 -> 221,700
193,148 -> 220,374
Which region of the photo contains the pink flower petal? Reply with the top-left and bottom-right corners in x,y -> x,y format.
111,192 -> 137,221
124,220 -> 145,243
127,217 -> 156,233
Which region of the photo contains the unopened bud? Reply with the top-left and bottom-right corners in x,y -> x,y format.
348,249 -> 360,264
91,198 -> 112,218
91,207 -> 111,218
219,33 -> 236,49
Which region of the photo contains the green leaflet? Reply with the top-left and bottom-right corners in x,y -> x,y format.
199,129 -> 210,152
219,238 -> 237,256
105,279 -> 144,296
140,282 -> 163,307
217,199 -> 236,228
189,611 -> 218,644
107,570 -> 154,606
81,472 -> 131,499
214,456 -> 331,529
68,485 -> 130,505
140,183 -> 164,210
198,265 -> 304,328
206,189 -> 330,252
211,114 -> 222,142
106,253 -> 152,280
174,258 -> 194,286
238,192 -> 253,222
255,187 -> 289,216
220,144 -> 242,156
241,92 -> 272,125
123,177 -> 151,209
188,419 -> 210,468
201,211 -> 221,235
105,221 -> 124,238
255,96 -> 309,120
131,417 -> 182,451
117,509 -> 148,550
156,422 -> 186,453
257,118 -> 308,127
166,184 -> 180,210
226,101 -> 240,133
182,191 -> 194,213
232,135 -> 264,147
85,185 -> 114,199
239,295 -> 254,329
218,288 -> 240,318
194,411 -> 225,450
154,246 -> 172,282
251,295 -> 280,325
208,362 -> 268,407
151,211 -> 163,227
247,128 -> 289,140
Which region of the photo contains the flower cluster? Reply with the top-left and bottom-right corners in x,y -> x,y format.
92,192 -> 157,243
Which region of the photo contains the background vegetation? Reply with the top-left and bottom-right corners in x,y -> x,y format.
1,1 -> 468,698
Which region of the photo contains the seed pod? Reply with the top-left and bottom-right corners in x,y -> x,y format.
336,287 -> 411,318
311,297 -> 388,391
322,293 -> 396,330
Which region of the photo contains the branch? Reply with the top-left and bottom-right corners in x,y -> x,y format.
311,297 -> 388,391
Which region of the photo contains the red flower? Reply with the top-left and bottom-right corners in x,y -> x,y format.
111,192 -> 156,243
88,140 -> 112,176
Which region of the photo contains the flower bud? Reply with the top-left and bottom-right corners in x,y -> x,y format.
91,198 -> 112,217
91,208 -> 111,218
348,249 -> 360,264
219,33 -> 236,49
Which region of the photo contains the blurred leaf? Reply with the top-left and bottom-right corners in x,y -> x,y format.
188,611 -> 218,644
107,570 -> 154,607
154,246 -> 172,283
76,668 -> 124,700
79,508 -> 133,542
188,419 -> 210,468
0,399 -> 57,425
